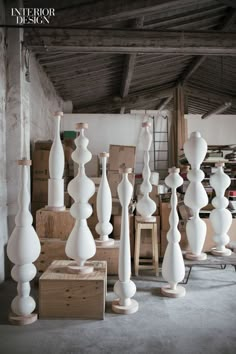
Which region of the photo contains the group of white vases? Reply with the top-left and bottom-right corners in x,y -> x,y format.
6,115 -> 233,324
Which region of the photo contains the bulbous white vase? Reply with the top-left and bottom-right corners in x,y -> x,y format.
210,162 -> 232,256
95,152 -> 114,246
7,159 -> 41,325
112,167 -> 138,315
46,111 -> 65,211
136,122 -> 156,221
65,123 -> 96,273
184,132 -> 208,260
161,167 -> 186,298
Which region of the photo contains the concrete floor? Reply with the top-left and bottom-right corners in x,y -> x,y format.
0,265 -> 236,354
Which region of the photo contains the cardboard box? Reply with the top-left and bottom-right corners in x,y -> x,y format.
32,150 -> 50,180
34,140 -> 52,151
108,171 -> 135,198
39,260 -> 106,320
160,201 -> 171,231
111,198 -> 122,216
32,180 -> 48,203
112,214 -> 134,257
109,144 -> 136,171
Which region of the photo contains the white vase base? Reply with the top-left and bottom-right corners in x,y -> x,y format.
112,299 -> 139,315
67,262 -> 94,274
9,312 -> 38,326
95,238 -> 115,247
185,252 -> 207,261
45,205 -> 66,211
135,216 -> 156,223
161,285 -> 186,298
211,248 -> 232,256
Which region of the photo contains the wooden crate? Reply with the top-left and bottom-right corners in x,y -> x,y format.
39,260 -> 106,320
35,238 -> 119,275
91,241 -> 120,275
36,208 -> 75,239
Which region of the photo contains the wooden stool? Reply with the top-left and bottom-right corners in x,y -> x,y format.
134,216 -> 159,276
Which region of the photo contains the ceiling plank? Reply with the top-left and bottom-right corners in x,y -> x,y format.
25,29 -> 236,55
176,8 -> 236,85
73,87 -> 174,113
120,17 -> 144,98
185,86 -> 236,106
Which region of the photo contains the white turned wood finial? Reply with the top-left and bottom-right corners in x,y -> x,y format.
112,167 -> 138,315
76,122 -> 88,130
210,163 -> 232,256
161,167 -> 186,298
184,131 -> 208,261
65,123 -> 96,273
46,111 -> 65,211
7,161 -> 41,325
136,122 -> 156,222
95,152 -> 114,247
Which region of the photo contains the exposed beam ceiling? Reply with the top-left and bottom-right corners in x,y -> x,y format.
25,29 -> 236,55
74,87 -> 174,113
185,86 -> 236,106
176,7 -> 236,85
156,96 -> 173,111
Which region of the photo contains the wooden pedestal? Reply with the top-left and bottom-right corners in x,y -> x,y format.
35,238 -> 119,275
39,260 -> 106,320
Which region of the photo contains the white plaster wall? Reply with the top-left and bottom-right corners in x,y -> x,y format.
0,1 -> 7,283
186,114 -> 236,145
29,54 -> 64,142
63,113 -> 155,173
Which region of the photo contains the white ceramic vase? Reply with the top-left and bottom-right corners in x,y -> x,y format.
210,162 -> 232,256
136,122 -> 156,221
161,167 -> 186,298
65,123 -> 96,273
95,152 -> 114,246
112,167 -> 138,315
184,132 -> 208,260
7,159 -> 41,325
47,111 -> 65,211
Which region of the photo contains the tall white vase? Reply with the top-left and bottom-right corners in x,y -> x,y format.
112,167 -> 138,315
136,122 -> 156,221
161,167 -> 186,298
210,162 -> 232,256
95,152 -> 114,246
65,123 -> 96,273
184,132 -> 208,261
7,159 -> 41,325
46,111 -> 65,211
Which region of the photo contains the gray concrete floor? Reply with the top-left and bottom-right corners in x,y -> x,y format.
0,265 -> 236,354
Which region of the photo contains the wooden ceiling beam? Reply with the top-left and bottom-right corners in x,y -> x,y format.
73,87 -> 174,113
155,96 -> 173,111
176,8 -> 236,85
26,29 -> 236,55
185,86 -> 236,106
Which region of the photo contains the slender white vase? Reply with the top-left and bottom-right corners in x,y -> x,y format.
161,167 -> 186,298
7,159 -> 41,325
65,123 -> 96,273
95,152 -> 114,246
136,122 -> 156,221
46,111 -> 65,211
210,162 -> 232,256
184,132 -> 208,261
112,167 -> 138,315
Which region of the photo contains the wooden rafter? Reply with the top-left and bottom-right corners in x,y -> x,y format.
25,29 -> 236,55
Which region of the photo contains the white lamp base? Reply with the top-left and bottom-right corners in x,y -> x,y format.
161,285 -> 186,298
95,238 -> 115,247
211,248 -> 232,257
9,312 -> 38,326
185,252 -> 207,261
112,299 -> 139,315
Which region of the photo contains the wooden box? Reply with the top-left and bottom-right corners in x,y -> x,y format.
36,208 -> 75,240
91,241 -> 120,275
35,238 -> 119,275
39,260 -> 106,320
